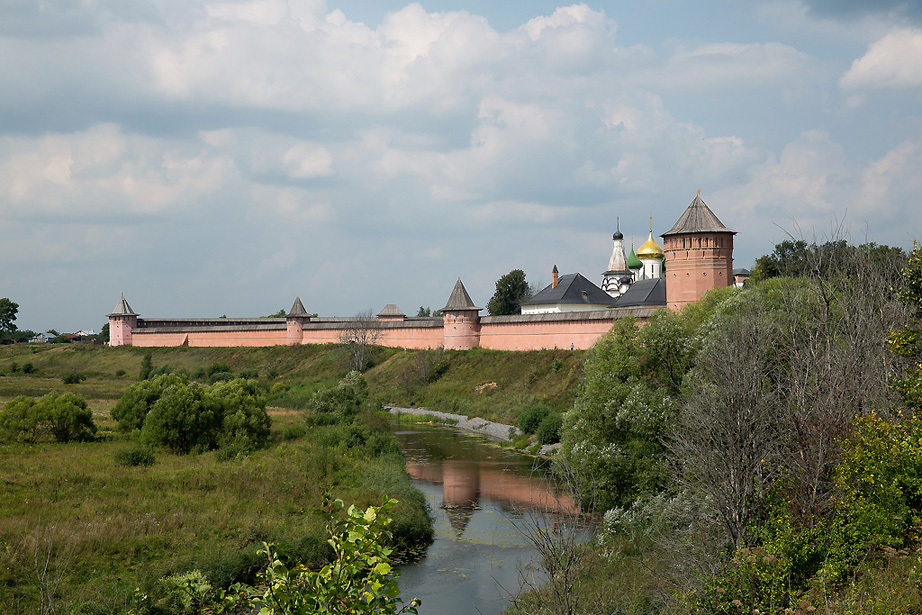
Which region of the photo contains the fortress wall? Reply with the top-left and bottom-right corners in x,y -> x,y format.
479,318 -> 616,350
132,328 -> 287,347
299,320 -> 444,349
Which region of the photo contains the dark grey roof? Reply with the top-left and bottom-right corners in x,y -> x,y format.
288,296 -> 309,317
733,268 -> 751,276
662,195 -> 736,236
442,279 -> 481,311
108,294 -> 137,316
522,273 -> 613,307
610,278 -> 667,308
378,303 -> 405,317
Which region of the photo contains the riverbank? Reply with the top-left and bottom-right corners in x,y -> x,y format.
386,405 -> 562,456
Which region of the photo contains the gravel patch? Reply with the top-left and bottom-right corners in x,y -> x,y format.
385,405 -> 522,443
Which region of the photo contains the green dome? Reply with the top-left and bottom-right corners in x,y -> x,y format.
626,245 -> 643,270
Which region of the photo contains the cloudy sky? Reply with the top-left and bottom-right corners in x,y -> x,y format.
2,0 -> 921,333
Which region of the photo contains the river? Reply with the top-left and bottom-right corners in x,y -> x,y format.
391,422 -> 580,615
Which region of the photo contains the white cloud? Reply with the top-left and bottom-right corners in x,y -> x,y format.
841,28 -> 922,89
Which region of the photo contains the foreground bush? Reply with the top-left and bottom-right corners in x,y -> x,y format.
142,381 -> 223,454
0,392 -> 96,443
218,497 -> 420,615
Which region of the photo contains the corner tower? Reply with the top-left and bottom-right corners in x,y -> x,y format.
441,279 -> 482,350
661,194 -> 736,311
108,294 -> 138,347
286,296 -> 310,345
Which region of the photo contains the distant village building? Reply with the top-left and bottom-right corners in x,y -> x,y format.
108,194 -> 735,351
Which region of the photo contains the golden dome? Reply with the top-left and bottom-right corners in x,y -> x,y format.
636,230 -> 664,259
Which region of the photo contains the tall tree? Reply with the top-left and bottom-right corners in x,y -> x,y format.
487,269 -> 532,315
0,298 -> 18,334
338,311 -> 382,372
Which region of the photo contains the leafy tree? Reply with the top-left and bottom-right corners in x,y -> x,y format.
209,378 -> 271,453
416,306 -> 430,317
218,496 -> 420,615
890,244 -> 922,410
487,269 -> 532,315
0,298 -> 18,334
41,391 -> 97,442
560,316 -> 684,511
112,373 -> 188,431
0,396 -> 43,443
0,392 -> 96,443
142,380 -> 223,454
307,371 -> 370,425
263,309 -> 287,318
139,353 -> 153,379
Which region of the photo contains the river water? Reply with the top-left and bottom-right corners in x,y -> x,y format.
392,423 -> 579,615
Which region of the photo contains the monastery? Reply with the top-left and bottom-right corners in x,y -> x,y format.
108,195 -> 737,351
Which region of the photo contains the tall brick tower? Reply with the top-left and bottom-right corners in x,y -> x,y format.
661,194 -> 736,311
108,294 -> 138,347
441,279 -> 482,350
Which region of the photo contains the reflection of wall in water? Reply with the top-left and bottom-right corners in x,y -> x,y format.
406,458 -> 578,536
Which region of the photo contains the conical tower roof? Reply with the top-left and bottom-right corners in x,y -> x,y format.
108,294 -> 137,316
606,218 -> 629,274
662,194 -> 736,236
287,296 -> 309,317
442,279 -> 482,312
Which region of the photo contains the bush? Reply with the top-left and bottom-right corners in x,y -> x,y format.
306,371 -> 369,423
62,372 -> 86,384
282,425 -> 307,440
114,446 -> 156,467
42,391 -> 97,442
112,373 -> 188,432
142,381 -> 222,454
207,361 -> 231,378
518,404 -> 550,434
0,396 -> 42,442
536,413 -> 563,445
210,378 -> 271,454
21,362 -> 34,374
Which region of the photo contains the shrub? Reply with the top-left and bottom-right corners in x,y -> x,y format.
21,362 -> 35,374
0,396 -> 42,443
42,391 -> 97,442
238,368 -> 258,380
518,404 -> 550,434
209,371 -> 235,384
282,425 -> 307,440
536,413 -> 563,445
139,353 -> 153,379
207,361 -> 231,378
62,372 -> 86,384
142,381 -> 222,454
112,373 -> 188,431
306,371 -> 369,423
210,378 -> 271,454
115,369 -> 126,377
114,446 -> 156,467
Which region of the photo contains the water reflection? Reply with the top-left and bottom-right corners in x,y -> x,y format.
392,423 -> 580,615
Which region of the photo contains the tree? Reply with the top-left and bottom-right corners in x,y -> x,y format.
487,269 -> 532,315
209,378 -> 271,453
338,311 -> 381,372
41,392 -> 97,443
141,380 -> 223,454
0,298 -> 19,334
112,373 -> 188,431
890,244 -> 922,411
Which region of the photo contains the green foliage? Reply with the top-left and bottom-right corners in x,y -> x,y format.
0,396 -> 42,443
141,381 -> 223,454
43,391 -> 97,442
62,371 -> 86,384
487,268 -> 531,315
139,352 -> 153,379
890,244 -> 922,410
218,496 -> 420,615
114,445 -> 156,467
518,404 -> 550,434
306,371 -> 370,424
209,378 -> 271,454
536,413 -> 563,445
0,297 -> 18,334
20,361 -> 34,374
112,372 -> 189,431
0,392 -> 96,443
560,315 -> 687,511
